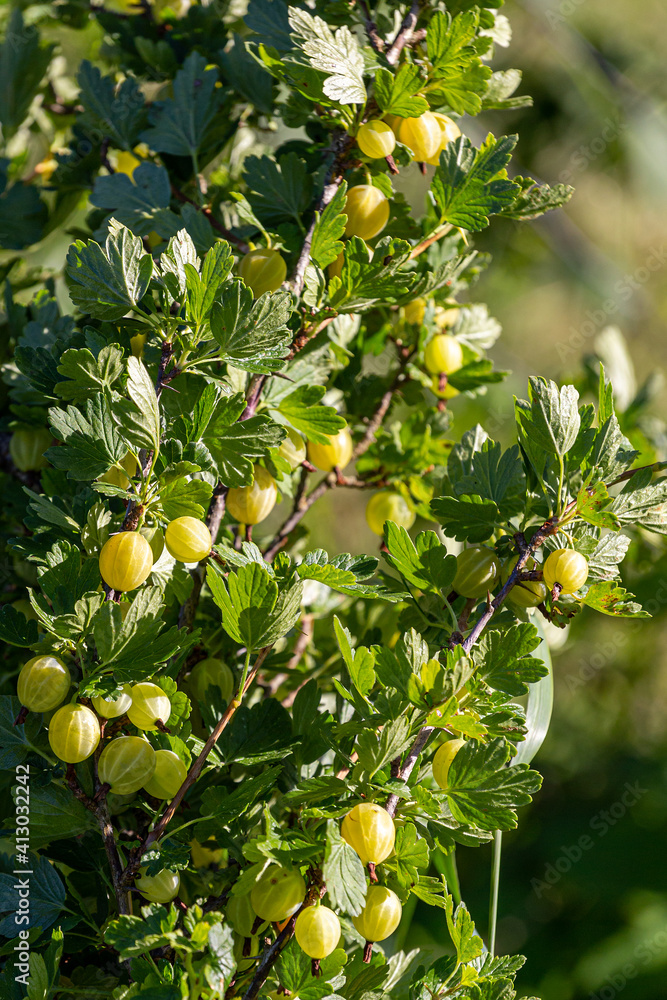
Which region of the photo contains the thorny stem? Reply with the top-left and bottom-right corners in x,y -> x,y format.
386,1 -> 423,65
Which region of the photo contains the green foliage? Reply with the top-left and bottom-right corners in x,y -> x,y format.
0,3 -> 659,1000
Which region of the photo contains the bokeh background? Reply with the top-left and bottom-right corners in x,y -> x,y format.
4,1 -> 667,997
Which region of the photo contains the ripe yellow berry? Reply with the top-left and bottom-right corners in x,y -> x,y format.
352,885 -> 402,943
189,657 -> 235,705
295,904 -> 341,959
542,549 -> 589,595
502,556 -> 547,609
48,704 -> 100,763
279,427 -> 307,469
366,492 -> 415,536
453,547 -> 500,599
307,428 -> 353,472
99,453 -> 137,490
98,735 -> 156,795
402,298 -> 426,326
143,749 -> 188,799
341,802 -> 395,865
164,516 -> 212,562
136,868 -> 180,903
396,113 -> 441,163
92,683 -> 133,719
238,249 -> 287,297
190,838 -> 224,868
99,532 -> 153,592
344,186 -> 389,241
425,113 -> 462,165
432,738 -> 466,789
226,466 -> 278,525
423,334 -> 464,375
357,120 -> 396,160
10,428 -> 52,472
126,682 -> 171,731
250,865 -> 306,923
17,656 -> 71,713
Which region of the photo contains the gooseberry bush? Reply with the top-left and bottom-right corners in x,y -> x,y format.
0,2 -> 664,999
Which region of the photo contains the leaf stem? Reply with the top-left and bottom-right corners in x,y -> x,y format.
488,830 -> 503,956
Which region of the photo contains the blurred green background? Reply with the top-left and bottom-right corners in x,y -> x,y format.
6,0 -> 667,996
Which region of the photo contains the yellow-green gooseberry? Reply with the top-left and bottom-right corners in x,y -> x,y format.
432,738 -> 466,789
226,466 -> 278,525
294,904 -> 341,959
365,492 -> 415,536
344,185 -> 389,241
453,546 -> 500,599
307,428 -> 353,472
48,704 -> 100,763
341,802 -> 395,865
17,655 -> 71,713
98,531 -> 153,592
423,334 -> 464,376
238,249 -> 287,297
126,682 -> 171,731
92,682 -> 133,719
98,735 -> 156,795
142,749 -> 188,799
357,120 -> 396,159
164,516 -> 212,562
542,548 -> 589,595
136,868 -> 180,903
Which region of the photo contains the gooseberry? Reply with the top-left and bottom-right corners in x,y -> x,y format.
432,738 -> 466,789
226,466 -> 278,525
228,892 -> 263,936
365,492 -> 415,536
92,683 -> 133,719
396,112 -> 441,163
98,735 -> 156,795
126,682 -> 171,731
425,113 -> 461,165
141,523 -> 165,563
453,546 -> 500,599
238,249 -> 287,298
295,904 -> 341,959
10,428 -> 52,472
341,802 -> 395,865
136,868 -> 180,903
190,838 -> 224,868
250,865 -> 306,923
352,885 -> 402,943
17,655 -> 71,713
143,749 -> 187,799
423,334 -> 464,376
188,657 -> 235,706
430,376 -> 459,400
357,120 -> 396,160
48,704 -> 100,763
307,428 -> 353,472
344,186 -> 389,241
542,548 -> 589,595
502,556 -> 547,609
99,453 -> 137,489
279,427 -> 307,469
165,516 -> 212,563
402,298 -> 426,326
99,531 -> 153,592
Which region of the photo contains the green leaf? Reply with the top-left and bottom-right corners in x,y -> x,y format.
430,494 -> 499,543
426,11 -> 492,115
515,377 -> 581,459
452,441 -> 526,520
374,66 -> 429,118
322,819 -> 367,917
277,386 -> 346,444
431,134 -> 520,231
444,896 -> 484,964
105,905 -> 182,958
54,344 -> 125,403
334,616 -> 375,698
66,220 -> 153,321
140,52 -> 220,156
0,853 -> 65,938
576,481 -> 621,530
446,739 -> 542,831
15,781 -> 95,849
328,237 -> 415,311
0,605 -> 39,647
90,162 -> 178,239
582,582 -> 649,618
476,624 -> 548,696
0,697 -> 47,768
391,823 -> 430,884
0,9 -> 55,136
209,410 -> 285,488
0,164 -> 47,251
500,176 -> 574,220
356,716 -> 413,779
209,283 -> 292,374
220,700 -> 297,766
77,60 -> 147,149
200,767 -> 284,830
160,477 -> 213,520
37,540 -> 101,615
112,356 -> 161,453
244,153 -> 313,227
288,9 -> 366,105
207,562 -> 301,650
310,183 -> 348,269
92,587 -> 194,676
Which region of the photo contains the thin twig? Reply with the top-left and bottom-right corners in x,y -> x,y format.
358,0 -> 385,53
385,727 -> 434,817
385,1 -> 422,65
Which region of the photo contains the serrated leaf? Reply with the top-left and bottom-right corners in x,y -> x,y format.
328,236 -> 415,311
310,182 -> 348,269
446,739 -> 542,830
288,9 -> 366,105
112,356 -> 161,452
244,153 -> 312,226
140,52 -> 219,156
47,394 -> 126,480
0,9 -> 55,136
500,175 -> 574,220
582,582 -> 649,618
66,220 -> 153,321
515,377 -> 581,458
374,65 -> 429,118
476,623 -> 548,696
431,134 -> 519,231
322,820 -> 367,917
210,283 -> 292,374
430,494 -> 499,543
76,60 -> 147,149
576,481 -> 620,530
55,344 -> 124,402
356,716 -> 413,779
277,386 -> 346,444
0,853 -> 65,937
209,412 -> 285,488
426,11 -> 492,115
